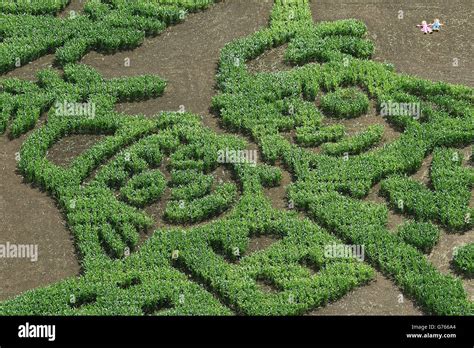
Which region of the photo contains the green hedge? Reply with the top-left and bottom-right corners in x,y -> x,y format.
397,221 -> 440,253
165,183 -> 238,224
453,243 -> 474,277
0,0 -> 70,15
322,125 -> 384,156
0,0 -> 217,74
121,170 -> 167,208
320,87 -> 369,119
295,125 -> 345,147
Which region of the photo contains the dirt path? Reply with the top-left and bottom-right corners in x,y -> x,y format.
311,271 -> 423,315
81,0 -> 274,131
0,132 -> 81,301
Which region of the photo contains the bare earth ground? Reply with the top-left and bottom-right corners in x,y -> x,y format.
0,0 -> 472,315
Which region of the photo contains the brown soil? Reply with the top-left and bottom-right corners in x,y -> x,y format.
410,154 -> 433,185
247,44 -> 290,74
246,235 -> 281,255
310,271 -> 423,315
264,161 -> 293,210
3,54 -> 56,80
0,133 -> 81,301
58,0 -> 85,18
47,134 -> 106,167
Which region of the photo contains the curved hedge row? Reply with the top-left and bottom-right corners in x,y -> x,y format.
320,87 -> 370,119
321,124 -> 384,156
453,243 -> 474,277
295,124 -> 345,147
165,183 -> 237,224
0,0 -> 217,74
121,170 -> 167,208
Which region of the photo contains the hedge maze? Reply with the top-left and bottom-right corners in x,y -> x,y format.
0,0 -> 472,316
0,0 -> 216,74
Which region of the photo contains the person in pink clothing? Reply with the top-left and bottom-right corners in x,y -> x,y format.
416,20 -> 433,34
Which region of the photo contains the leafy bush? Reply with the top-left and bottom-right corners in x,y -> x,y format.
165,183 -> 238,224
320,87 -> 369,119
295,125 -> 345,147
397,221 -> 440,253
121,170 -> 167,208
322,124 -> 384,156
452,243 -> 474,277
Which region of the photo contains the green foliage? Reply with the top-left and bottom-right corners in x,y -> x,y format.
170,171 -> 214,200
0,0 -> 70,15
165,183 -> 238,224
213,0 -> 474,316
0,64 -> 166,138
0,0 -> 217,74
322,125 -> 384,156
1,0 -> 473,317
295,125 -> 345,147
285,20 -> 373,65
304,191 -> 471,315
121,170 -> 167,208
320,87 -> 369,119
453,243 -> 474,277
397,221 -> 440,253
381,148 -> 474,231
